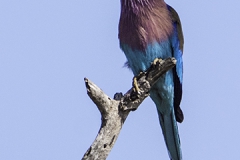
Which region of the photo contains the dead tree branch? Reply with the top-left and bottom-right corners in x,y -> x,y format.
82,58 -> 176,160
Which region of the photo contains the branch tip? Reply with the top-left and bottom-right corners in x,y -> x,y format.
84,77 -> 88,82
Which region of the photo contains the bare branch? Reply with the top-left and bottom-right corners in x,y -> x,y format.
82,58 -> 176,160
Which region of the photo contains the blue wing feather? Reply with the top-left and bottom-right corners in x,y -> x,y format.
168,5 -> 184,122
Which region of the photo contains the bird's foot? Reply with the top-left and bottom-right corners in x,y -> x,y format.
132,72 -> 144,94
152,58 -> 163,66
133,76 -> 140,93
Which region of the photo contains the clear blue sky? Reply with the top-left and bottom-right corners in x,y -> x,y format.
1,0 -> 240,159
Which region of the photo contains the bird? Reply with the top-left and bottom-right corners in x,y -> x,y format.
118,0 -> 184,159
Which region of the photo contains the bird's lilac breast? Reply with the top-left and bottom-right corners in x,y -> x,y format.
118,1 -> 173,51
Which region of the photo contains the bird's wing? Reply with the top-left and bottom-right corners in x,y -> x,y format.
168,5 -> 184,123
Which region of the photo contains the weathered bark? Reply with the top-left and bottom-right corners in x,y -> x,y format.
82,58 -> 176,160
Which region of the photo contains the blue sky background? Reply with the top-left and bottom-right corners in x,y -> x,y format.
1,0 -> 240,159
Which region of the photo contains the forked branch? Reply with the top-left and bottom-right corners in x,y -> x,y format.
82,58 -> 176,160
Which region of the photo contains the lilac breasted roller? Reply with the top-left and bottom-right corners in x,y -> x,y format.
118,0 -> 184,159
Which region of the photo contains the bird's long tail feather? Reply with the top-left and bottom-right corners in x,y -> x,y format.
158,110 -> 182,160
